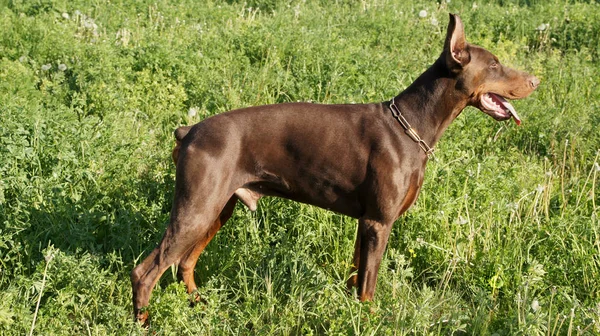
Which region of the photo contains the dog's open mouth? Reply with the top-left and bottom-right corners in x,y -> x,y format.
480,93 -> 522,125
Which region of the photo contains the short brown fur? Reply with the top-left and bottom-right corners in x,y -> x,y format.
131,14 -> 539,324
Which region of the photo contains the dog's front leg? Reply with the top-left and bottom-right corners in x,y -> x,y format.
346,231 -> 362,291
354,217 -> 393,301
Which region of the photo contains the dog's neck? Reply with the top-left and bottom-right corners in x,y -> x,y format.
391,58 -> 469,151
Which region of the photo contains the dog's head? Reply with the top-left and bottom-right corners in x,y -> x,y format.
443,14 -> 539,125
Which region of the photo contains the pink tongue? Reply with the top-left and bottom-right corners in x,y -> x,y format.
490,93 -> 521,125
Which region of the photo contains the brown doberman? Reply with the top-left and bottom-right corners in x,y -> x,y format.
131,14 -> 539,324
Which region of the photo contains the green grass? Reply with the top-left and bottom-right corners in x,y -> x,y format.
1,0 -> 599,334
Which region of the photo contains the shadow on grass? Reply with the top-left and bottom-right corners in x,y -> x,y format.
16,164 -> 175,277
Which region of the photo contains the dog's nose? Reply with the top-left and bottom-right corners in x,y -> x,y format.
529,76 -> 540,89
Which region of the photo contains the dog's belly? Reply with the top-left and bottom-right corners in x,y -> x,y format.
235,179 -> 364,219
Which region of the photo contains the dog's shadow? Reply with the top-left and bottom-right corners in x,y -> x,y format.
21,160 -> 175,273
20,158 -> 319,287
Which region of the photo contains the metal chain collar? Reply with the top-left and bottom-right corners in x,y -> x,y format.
388,99 -> 435,159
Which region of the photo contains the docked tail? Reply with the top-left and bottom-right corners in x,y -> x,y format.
172,126 -> 192,165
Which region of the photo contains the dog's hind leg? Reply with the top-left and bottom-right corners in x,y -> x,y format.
177,195 -> 238,300
131,195 -> 232,323
131,146 -> 238,324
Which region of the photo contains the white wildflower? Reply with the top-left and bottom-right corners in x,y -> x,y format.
536,185 -> 545,193
44,252 -> 55,263
62,12 -> 70,19
594,162 -> 600,172
431,17 -> 438,26
419,10 -> 427,18
19,55 -> 27,62
531,299 -> 540,312
58,63 -> 67,71
472,3 -> 478,9
41,64 -> 51,71
188,107 -> 199,118
536,23 -> 549,31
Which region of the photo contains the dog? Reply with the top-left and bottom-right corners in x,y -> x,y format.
131,13 -> 539,324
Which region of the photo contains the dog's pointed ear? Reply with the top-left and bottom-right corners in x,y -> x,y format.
444,13 -> 470,71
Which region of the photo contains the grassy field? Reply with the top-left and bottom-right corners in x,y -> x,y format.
1,0 -> 599,334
